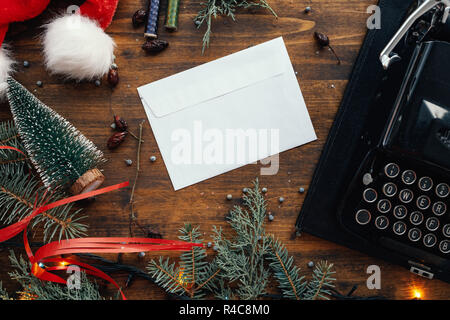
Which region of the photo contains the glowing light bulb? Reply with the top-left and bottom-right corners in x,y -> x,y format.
413,289 -> 422,299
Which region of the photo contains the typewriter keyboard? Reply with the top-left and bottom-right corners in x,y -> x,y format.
354,157 -> 449,258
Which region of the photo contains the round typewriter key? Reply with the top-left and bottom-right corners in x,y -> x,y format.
410,211 -> 424,226
355,209 -> 371,225
377,199 -> 391,213
382,182 -> 397,197
423,233 -> 437,248
439,240 -> 450,254
393,221 -> 407,235
443,224 -> 450,238
393,205 -> 408,219
375,215 -> 389,230
432,201 -> 447,216
399,189 -> 414,203
418,177 -> 433,192
384,163 -> 400,178
363,188 -> 377,203
416,195 -> 431,210
408,228 -> 422,242
436,183 -> 449,198
401,170 -> 416,185
425,217 -> 440,232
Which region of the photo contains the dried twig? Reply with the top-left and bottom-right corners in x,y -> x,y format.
129,120 -> 145,237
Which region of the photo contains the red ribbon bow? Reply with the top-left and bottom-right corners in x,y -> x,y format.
0,146 -> 201,299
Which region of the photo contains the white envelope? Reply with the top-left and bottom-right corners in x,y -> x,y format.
138,37 -> 316,190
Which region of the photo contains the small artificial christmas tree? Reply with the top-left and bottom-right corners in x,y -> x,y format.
6,78 -> 105,194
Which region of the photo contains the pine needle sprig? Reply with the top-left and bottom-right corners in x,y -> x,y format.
0,120 -> 29,175
0,168 -> 87,242
147,257 -> 188,296
267,236 -> 307,300
195,0 -> 277,53
147,224 -> 221,299
7,250 -> 104,300
303,261 -> 336,300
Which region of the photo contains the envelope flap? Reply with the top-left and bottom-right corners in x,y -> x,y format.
137,37 -> 287,118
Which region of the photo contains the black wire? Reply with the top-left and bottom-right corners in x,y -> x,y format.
76,254 -> 388,301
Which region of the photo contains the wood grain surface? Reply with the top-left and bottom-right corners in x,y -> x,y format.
0,0 -> 449,300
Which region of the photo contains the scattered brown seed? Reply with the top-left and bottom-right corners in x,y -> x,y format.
107,68 -> 119,87
132,9 -> 148,28
107,131 -> 128,149
142,39 -> 169,53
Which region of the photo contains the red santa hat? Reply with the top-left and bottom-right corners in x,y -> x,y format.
0,0 -> 119,97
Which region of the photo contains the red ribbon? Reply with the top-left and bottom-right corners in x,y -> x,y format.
0,146 -> 202,299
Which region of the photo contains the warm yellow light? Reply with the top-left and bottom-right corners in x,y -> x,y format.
60,261 -> 68,266
413,289 -> 422,299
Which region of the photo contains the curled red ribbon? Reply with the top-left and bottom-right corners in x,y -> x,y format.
0,146 -> 202,299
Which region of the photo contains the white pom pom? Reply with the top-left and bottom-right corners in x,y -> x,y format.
42,14 -> 115,81
0,46 -> 14,100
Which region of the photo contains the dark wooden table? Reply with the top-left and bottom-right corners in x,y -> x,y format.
1,0 -> 449,300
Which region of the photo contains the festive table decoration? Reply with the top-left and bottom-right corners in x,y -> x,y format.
1,251 -> 105,300
148,224 -> 219,299
0,0 -> 120,92
148,180 -> 336,300
165,0 -> 180,31
0,167 -> 87,242
194,0 -> 277,52
0,123 -> 87,242
6,78 -> 105,194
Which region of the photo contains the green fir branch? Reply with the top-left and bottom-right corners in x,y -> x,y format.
148,224 -> 222,299
7,251 -> 104,300
267,236 -> 307,300
0,120 -> 29,175
147,257 -> 188,296
194,0 -> 277,53
0,167 -> 87,242
303,261 -> 336,300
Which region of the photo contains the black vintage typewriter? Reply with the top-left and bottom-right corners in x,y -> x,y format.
339,0 -> 450,279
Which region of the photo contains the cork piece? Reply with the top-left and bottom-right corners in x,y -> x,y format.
70,168 -> 105,195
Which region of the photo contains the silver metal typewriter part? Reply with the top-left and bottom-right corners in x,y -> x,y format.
380,0 -> 450,69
